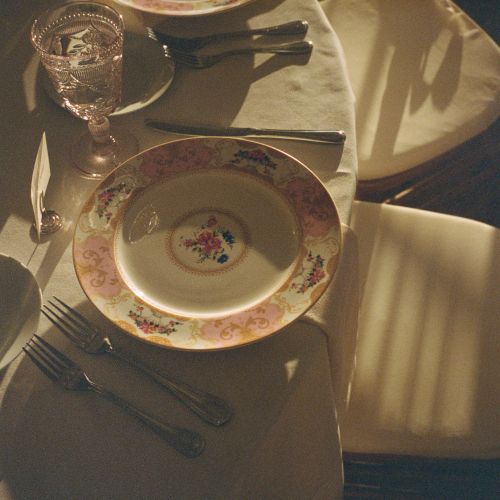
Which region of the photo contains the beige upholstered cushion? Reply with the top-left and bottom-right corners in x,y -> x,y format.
342,201 -> 500,458
320,0 -> 500,181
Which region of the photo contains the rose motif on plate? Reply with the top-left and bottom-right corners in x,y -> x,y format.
229,148 -> 278,177
291,251 -> 326,293
127,303 -> 182,335
166,208 -> 249,274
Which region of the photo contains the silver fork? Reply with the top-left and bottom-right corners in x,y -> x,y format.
166,40 -> 313,69
148,20 -> 308,52
23,334 -> 205,458
42,297 -> 231,427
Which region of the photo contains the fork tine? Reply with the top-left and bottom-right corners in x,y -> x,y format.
42,303 -> 87,347
43,296 -> 98,344
148,28 -> 204,53
52,296 -> 98,334
32,334 -> 75,369
146,27 -> 162,47
23,344 -> 59,381
146,26 -> 156,41
23,334 -> 70,380
167,48 -> 201,67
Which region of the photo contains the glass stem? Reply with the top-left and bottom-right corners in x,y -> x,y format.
88,116 -> 116,157
88,116 -> 113,144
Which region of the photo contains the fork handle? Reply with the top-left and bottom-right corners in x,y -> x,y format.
224,40 -> 313,57
113,350 -> 232,426
89,382 -> 205,458
211,20 -> 308,41
252,128 -> 346,143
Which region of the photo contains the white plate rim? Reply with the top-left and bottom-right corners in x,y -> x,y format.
113,0 -> 257,17
73,137 -> 342,351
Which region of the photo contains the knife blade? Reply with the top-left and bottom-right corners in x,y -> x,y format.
145,119 -> 346,144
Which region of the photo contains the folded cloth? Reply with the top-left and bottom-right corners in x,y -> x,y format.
302,224 -> 360,419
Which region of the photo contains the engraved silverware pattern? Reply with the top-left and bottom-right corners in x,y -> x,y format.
148,20 -> 308,52
42,297 -> 232,426
23,334 -> 205,458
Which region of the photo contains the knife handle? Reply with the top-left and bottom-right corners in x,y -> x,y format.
235,20 -> 309,37
254,129 -> 346,144
206,21 -> 309,44
144,120 -> 347,145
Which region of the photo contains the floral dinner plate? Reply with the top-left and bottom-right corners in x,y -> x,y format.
113,0 -> 256,16
73,137 -> 341,350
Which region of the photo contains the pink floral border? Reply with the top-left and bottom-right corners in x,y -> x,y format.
74,137 -> 340,350
116,0 -> 247,16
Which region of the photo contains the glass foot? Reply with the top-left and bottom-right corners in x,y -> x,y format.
72,126 -> 139,179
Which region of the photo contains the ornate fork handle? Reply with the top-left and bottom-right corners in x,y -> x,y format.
151,21 -> 309,51
88,379 -> 205,458
41,297 -> 232,427
220,40 -> 313,58
205,20 -> 308,43
24,334 -> 205,458
113,348 -> 231,426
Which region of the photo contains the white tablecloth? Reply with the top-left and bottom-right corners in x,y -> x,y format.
0,0 -> 358,497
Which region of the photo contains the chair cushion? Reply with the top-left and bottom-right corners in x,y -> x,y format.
320,0 -> 500,181
343,201 -> 500,457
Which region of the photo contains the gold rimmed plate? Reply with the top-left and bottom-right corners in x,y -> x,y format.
73,137 -> 341,350
113,0 -> 256,17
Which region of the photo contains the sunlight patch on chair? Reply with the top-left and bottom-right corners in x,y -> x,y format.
344,203 -> 500,455
351,214 -> 493,439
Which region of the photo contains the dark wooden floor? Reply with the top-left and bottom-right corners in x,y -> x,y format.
345,2 -> 499,497
343,453 -> 500,499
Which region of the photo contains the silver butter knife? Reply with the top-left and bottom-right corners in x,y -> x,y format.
145,119 -> 346,144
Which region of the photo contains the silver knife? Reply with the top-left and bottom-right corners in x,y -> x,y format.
145,119 -> 346,144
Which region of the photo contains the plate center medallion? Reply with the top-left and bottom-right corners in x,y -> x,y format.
167,208 -> 249,274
